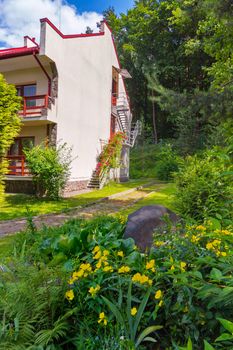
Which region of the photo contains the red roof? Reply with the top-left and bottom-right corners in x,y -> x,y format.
0,46 -> 39,60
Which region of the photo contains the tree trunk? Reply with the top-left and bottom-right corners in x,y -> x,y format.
151,90 -> 158,144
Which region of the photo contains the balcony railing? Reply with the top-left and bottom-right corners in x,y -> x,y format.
19,94 -> 49,117
6,155 -> 30,176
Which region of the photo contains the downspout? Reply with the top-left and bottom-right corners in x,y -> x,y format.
33,53 -> 51,96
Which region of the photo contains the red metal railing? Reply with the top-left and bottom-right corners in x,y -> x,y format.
19,94 -> 49,117
6,155 -> 30,176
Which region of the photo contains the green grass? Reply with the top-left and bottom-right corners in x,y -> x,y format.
0,179 -> 150,221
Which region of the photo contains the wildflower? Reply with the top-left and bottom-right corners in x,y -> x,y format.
158,300 -> 163,307
131,307 -> 137,316
155,290 -> 162,300
96,261 -> 102,269
65,290 -> 74,301
146,259 -> 156,272
180,262 -> 187,271
118,266 -> 131,274
93,251 -> 102,260
80,263 -> 92,272
103,250 -> 110,257
170,265 -> 175,271
132,273 -> 152,286
89,285 -> 100,297
93,246 -> 100,254
206,242 -> 213,250
191,235 -> 200,243
154,241 -> 164,247
221,252 -> 227,257
196,225 -> 206,231
98,312 -> 107,326
117,251 -> 124,257
103,265 -> 113,272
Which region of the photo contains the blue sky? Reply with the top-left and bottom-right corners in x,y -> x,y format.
68,0 -> 135,14
0,0 -> 135,48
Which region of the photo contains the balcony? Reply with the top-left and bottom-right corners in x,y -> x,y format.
19,94 -> 49,117
7,155 -> 30,176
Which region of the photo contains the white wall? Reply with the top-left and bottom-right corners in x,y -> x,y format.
40,21 -> 127,181
20,125 -> 47,145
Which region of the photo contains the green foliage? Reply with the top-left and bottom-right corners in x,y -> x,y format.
1,215 -> 233,349
175,147 -> 233,224
130,143 -> 182,180
0,74 -> 21,203
24,142 -> 73,200
155,143 -> 182,181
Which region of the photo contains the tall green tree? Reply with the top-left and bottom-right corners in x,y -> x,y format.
0,74 -> 21,202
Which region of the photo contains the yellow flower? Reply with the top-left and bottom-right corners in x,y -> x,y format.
158,300 -> 163,307
132,273 -> 152,286
65,290 -> 74,301
80,263 -> 92,272
221,252 -> 227,257
98,312 -> 107,326
154,241 -> 165,247
191,235 -> 200,243
206,242 -> 213,250
146,259 -> 156,272
89,285 -> 100,297
170,265 -> 175,271
180,262 -> 187,271
96,261 -> 102,269
103,250 -> 110,257
131,307 -> 137,316
103,265 -> 113,272
93,246 -> 100,254
118,266 -> 131,274
155,290 -> 162,300
196,225 -> 206,231
94,251 -> 102,260
117,251 -> 124,257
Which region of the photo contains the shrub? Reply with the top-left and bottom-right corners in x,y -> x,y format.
175,147 -> 233,224
24,142 -> 73,200
155,143 -> 182,181
0,74 -> 21,203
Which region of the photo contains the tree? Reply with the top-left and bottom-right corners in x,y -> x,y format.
0,74 -> 21,203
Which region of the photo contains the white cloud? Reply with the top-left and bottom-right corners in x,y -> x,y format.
0,0 -> 103,47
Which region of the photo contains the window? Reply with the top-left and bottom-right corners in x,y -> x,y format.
8,137 -> 35,156
16,84 -> 36,107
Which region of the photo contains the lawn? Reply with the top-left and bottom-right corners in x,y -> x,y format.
0,179 -> 151,221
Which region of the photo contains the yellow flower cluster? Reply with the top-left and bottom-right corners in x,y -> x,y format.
155,289 -> 163,307
132,273 -> 152,286
89,285 -> 100,297
118,265 -> 131,274
117,251 -> 124,257
191,235 -> 200,243
92,246 -> 113,272
98,312 -> 107,326
206,239 -> 227,256
154,240 -> 165,247
69,263 -> 92,284
146,259 -> 156,272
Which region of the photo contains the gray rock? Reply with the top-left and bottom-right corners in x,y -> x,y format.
124,205 -> 178,251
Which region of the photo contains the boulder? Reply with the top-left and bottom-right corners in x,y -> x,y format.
124,205 -> 178,251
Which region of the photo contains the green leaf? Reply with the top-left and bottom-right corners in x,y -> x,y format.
215,333 -> 233,342
135,325 -> 163,348
102,296 -> 125,328
126,281 -> 133,340
217,318 -> 233,334
132,288 -> 151,340
204,340 -> 215,350
209,268 -> 223,281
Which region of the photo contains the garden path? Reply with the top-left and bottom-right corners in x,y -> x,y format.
0,185 -> 157,236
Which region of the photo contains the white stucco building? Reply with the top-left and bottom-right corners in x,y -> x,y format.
0,18 -> 141,193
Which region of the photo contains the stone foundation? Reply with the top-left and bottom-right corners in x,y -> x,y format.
5,177 -> 36,194
63,180 -> 89,193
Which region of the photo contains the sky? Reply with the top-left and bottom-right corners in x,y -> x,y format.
0,0 -> 134,48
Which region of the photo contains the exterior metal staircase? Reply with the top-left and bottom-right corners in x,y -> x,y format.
87,92 -> 142,189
